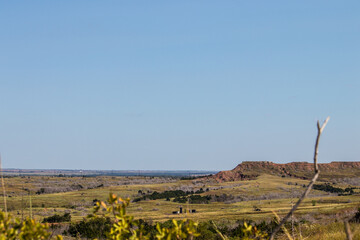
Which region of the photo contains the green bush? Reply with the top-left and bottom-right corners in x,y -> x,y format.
42,213 -> 71,223
0,211 -> 62,240
66,216 -> 112,239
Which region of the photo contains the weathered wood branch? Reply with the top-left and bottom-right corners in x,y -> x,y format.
269,117 -> 329,240
344,221 -> 353,240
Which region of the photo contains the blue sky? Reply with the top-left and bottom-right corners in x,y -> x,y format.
0,1 -> 359,170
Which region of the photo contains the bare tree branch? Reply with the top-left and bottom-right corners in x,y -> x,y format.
272,211 -> 293,240
344,221 -> 353,240
270,117 -> 330,240
314,117 -> 330,172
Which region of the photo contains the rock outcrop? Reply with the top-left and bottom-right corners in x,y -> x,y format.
212,161 -> 360,182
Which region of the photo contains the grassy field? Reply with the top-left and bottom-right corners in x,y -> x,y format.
1,174 -> 359,238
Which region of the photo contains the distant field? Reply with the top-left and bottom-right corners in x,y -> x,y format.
1,173 -> 359,239
2,168 -> 217,177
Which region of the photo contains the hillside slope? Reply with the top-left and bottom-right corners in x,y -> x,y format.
213,161 -> 360,182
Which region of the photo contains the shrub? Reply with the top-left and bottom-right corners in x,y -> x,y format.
0,211 -> 62,240
66,216 -> 112,239
42,213 -> 71,223
350,208 -> 360,223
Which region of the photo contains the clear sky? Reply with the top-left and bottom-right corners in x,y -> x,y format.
0,1 -> 359,171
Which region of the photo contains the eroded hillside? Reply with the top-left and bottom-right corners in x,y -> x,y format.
212,161 -> 360,182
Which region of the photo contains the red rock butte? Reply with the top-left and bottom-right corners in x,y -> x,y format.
212,161 -> 360,182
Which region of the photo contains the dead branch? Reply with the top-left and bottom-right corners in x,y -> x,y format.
344,221 -> 353,240
270,117 -> 329,240
272,211 -> 293,240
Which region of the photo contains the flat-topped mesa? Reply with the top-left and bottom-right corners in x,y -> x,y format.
212,161 -> 360,182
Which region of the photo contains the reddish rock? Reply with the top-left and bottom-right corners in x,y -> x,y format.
211,161 -> 360,182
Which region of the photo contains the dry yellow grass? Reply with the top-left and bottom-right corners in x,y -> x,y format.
2,174 -> 359,227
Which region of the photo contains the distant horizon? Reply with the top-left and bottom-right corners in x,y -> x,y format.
2,167 -> 218,172
4,159 -> 360,172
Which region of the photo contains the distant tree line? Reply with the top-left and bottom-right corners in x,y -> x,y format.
313,183 -> 355,195
133,189 -> 206,202
133,189 -> 243,204
173,195 -> 212,204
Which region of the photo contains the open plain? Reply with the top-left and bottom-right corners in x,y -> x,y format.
1,162 -> 360,239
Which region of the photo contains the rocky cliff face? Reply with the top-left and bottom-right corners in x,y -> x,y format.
212,161 -> 360,182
